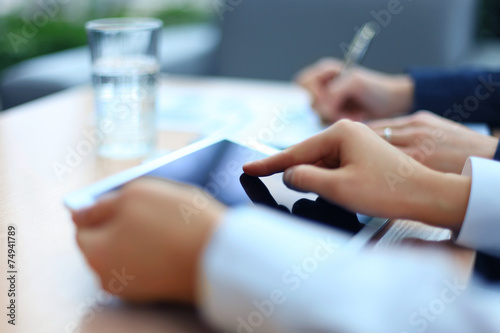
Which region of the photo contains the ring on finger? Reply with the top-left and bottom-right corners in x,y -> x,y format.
384,127 -> 392,143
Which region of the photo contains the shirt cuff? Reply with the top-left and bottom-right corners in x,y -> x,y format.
457,157 -> 500,256
197,205 -> 351,332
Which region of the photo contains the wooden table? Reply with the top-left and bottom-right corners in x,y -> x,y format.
0,76 -> 475,333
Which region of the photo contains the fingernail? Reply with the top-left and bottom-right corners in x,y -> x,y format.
283,168 -> 295,184
72,208 -> 88,225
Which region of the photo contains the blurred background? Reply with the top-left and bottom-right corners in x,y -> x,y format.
0,0 -> 212,73
1,0 -> 500,110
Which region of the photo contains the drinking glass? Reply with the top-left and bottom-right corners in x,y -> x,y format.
86,18 -> 163,159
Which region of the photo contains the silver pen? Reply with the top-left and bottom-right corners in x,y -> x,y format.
318,22 -> 377,125
341,22 -> 377,76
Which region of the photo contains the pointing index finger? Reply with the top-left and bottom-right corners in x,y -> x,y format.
243,130 -> 336,176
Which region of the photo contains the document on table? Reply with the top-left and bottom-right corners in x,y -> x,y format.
157,82 -> 325,149
157,82 -> 491,149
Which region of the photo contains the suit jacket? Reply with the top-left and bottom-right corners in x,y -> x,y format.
410,68 -> 500,126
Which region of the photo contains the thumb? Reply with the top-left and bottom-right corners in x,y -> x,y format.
284,165 -> 341,199
72,191 -> 119,228
326,76 -> 359,122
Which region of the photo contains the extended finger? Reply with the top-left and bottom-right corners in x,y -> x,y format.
367,115 -> 421,131
243,130 -> 338,176
371,127 -> 419,146
72,191 -> 119,228
283,164 -> 344,200
296,58 -> 343,86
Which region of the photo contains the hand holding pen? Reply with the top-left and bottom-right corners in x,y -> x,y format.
296,23 -> 414,124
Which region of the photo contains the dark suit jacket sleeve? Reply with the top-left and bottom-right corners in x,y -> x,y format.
408,68 -> 500,126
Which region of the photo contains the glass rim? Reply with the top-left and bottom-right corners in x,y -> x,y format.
86,17 -> 163,32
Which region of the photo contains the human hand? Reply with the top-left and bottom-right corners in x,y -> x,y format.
296,58 -> 414,124
243,120 -> 470,232
368,111 -> 498,174
72,178 -> 226,303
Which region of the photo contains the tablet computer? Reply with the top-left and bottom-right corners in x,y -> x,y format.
65,137 -> 388,247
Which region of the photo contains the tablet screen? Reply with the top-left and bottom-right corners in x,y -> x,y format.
147,140 -> 264,206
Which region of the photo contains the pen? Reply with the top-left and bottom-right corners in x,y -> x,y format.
318,22 -> 377,126
341,22 -> 377,77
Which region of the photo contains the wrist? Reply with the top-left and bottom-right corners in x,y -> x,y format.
410,168 -> 471,233
479,136 -> 499,160
390,75 -> 415,116
192,204 -> 226,305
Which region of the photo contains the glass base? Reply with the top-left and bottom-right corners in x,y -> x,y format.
98,143 -> 155,160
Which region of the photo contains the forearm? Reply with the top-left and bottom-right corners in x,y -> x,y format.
389,74 -> 415,116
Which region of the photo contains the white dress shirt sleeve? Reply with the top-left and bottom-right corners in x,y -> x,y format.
199,205 -> 500,333
457,157 -> 500,256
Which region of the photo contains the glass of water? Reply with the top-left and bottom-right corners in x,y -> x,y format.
86,18 -> 163,159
